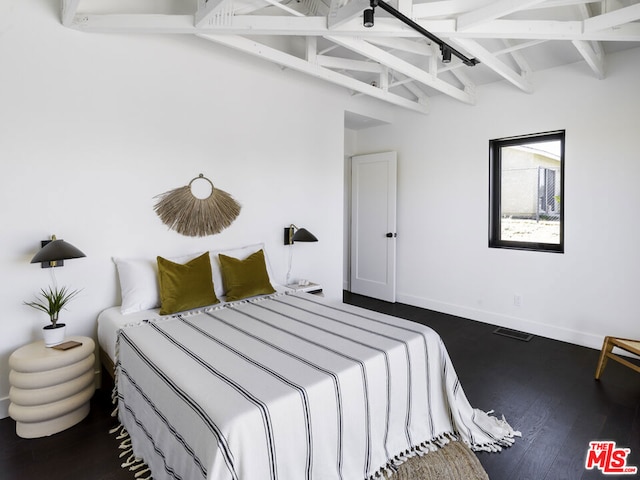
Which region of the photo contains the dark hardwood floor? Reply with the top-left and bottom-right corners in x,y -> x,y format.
0,383 -> 131,480
344,292 -> 640,480
1,292 -> 638,480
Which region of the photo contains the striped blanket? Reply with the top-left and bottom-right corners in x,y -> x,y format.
116,292 -> 518,480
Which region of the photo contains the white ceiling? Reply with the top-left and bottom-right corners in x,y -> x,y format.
62,0 -> 640,126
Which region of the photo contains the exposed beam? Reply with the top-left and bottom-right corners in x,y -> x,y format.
502,39 -> 532,77
572,40 -> 605,78
366,37 -> 434,56
306,35 -> 317,63
526,0 -> 601,10
61,0 -> 81,26
449,68 -> 476,100
584,3 -> 640,33
457,0 -> 548,31
412,0 -> 597,19
379,65 -> 390,91
461,19 -> 640,41
369,0 -> 480,66
67,13 -> 640,41
328,0 -> 368,29
573,3 -> 605,79
69,14 -> 197,32
195,0 -> 233,27
196,34 -> 429,114
301,0 -> 328,16
69,14 -> 421,36
397,0 -> 413,16
316,55 -> 384,73
451,38 -> 534,93
263,0 -> 306,17
326,36 -> 475,104
413,0 -> 495,19
495,39 -> 547,56
392,73 -> 430,107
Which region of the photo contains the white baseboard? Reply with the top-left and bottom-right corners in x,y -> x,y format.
396,292 -> 606,352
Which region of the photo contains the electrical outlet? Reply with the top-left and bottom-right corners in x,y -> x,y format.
514,294 -> 522,307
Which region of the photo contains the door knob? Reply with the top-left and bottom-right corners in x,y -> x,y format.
386,232 -> 397,238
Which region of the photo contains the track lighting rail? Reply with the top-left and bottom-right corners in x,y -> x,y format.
364,0 -> 479,67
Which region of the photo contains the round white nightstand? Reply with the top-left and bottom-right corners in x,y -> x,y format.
8,335 -> 96,438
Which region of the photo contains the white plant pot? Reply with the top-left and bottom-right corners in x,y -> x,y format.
43,323 -> 66,347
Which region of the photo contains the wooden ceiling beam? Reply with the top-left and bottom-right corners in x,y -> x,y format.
573,3 -> 605,79
67,14 -> 640,41
316,55 -> 384,73
572,40 -> 605,78
502,39 -> 532,78
326,36 -> 475,104
366,37 -> 434,56
412,0 -> 495,19
196,34 -> 430,113
584,3 -> 640,33
61,0 -> 81,26
328,0 -> 368,29
461,19 -> 640,41
457,0 -> 548,31
391,73 -> 430,108
451,38 -> 533,93
196,0 -> 234,27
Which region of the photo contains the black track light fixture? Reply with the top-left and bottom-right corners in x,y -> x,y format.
363,0 -> 479,67
363,8 -> 375,28
441,45 -> 452,63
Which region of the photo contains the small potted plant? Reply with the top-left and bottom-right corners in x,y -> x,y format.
24,286 -> 80,347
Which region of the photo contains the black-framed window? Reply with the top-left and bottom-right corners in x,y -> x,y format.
489,130 -> 565,253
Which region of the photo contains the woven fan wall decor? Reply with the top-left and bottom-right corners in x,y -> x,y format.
153,174 -> 241,237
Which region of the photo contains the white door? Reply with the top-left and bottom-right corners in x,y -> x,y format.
350,152 -> 397,302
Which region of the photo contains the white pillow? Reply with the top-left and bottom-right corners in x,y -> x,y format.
114,243 -> 275,314
113,257 -> 161,315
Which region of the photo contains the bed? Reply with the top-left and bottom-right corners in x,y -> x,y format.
98,244 -> 518,480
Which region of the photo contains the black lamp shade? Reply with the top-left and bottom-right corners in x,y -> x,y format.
292,228 -> 318,243
31,238 -> 86,267
284,225 -> 319,245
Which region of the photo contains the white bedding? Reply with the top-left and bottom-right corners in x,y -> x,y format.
97,286 -> 290,364
114,291 -> 519,480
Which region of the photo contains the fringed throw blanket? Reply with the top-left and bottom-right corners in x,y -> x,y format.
115,293 -> 519,480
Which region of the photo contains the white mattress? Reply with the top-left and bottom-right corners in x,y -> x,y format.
97,286 -> 290,364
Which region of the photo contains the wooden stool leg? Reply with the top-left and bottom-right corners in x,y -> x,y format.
595,336 -> 614,380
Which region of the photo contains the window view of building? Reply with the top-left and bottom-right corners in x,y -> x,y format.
489,131 -> 564,252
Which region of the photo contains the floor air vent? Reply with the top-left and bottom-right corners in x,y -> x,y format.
493,327 -> 534,342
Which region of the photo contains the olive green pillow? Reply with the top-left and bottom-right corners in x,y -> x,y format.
157,252 -> 219,315
219,249 -> 276,302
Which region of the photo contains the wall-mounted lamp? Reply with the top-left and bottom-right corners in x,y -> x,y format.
284,224 -> 318,245
363,0 -> 479,66
30,235 -> 86,268
284,225 -> 318,285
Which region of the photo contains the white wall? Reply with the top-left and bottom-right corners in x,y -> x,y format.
0,1 -> 346,417
352,46 -> 640,352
